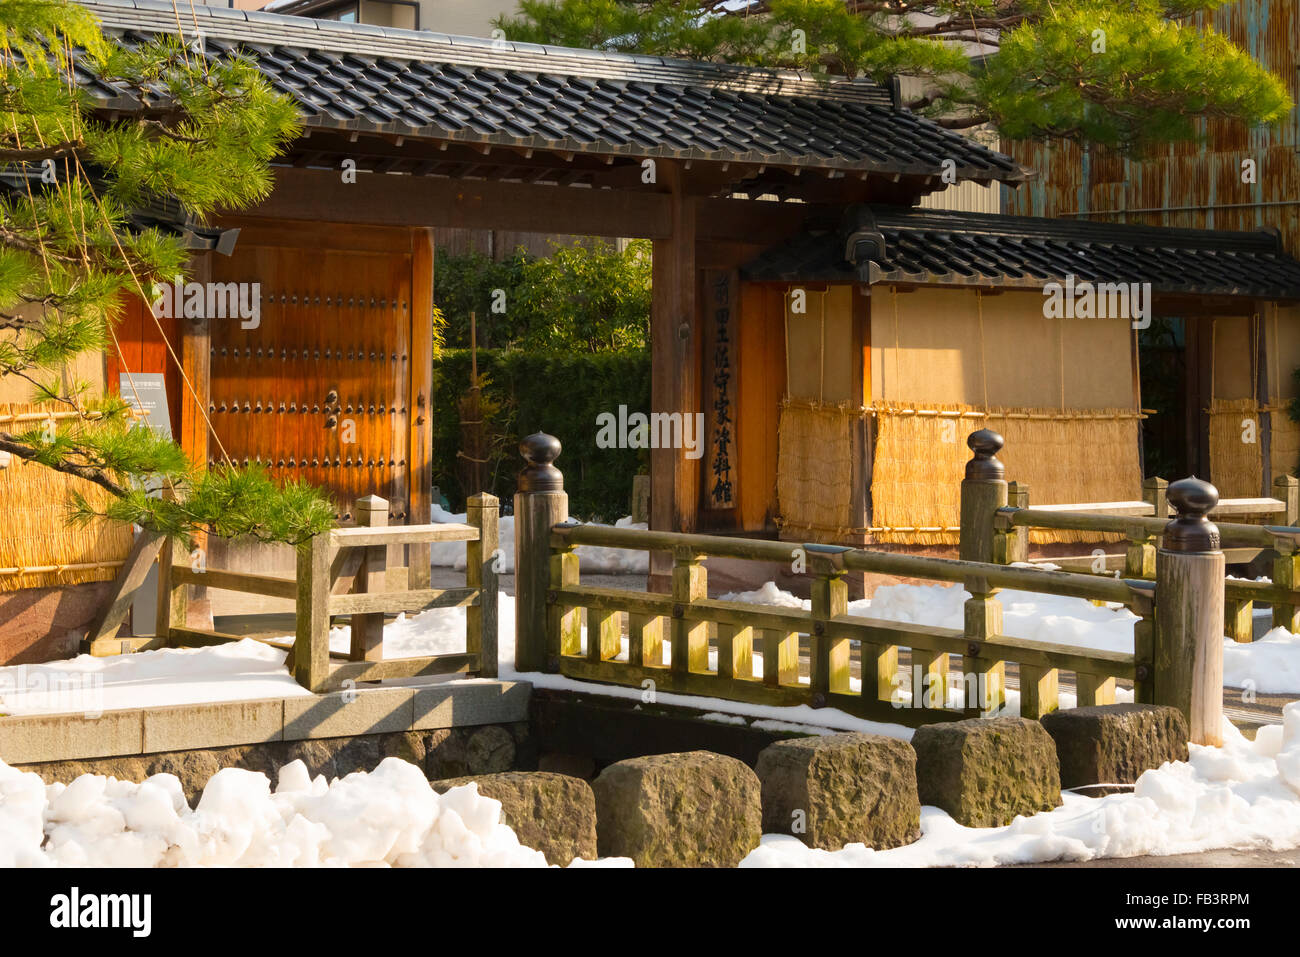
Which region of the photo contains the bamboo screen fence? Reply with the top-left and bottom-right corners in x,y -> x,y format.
0,403 -> 133,592
776,399 -> 1143,545
775,398 -> 856,541
1206,398 -> 1264,500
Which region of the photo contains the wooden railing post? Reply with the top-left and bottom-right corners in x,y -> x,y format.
548,532 -> 582,664
1124,524 -> 1157,579
466,491 -> 499,678
670,546 -> 709,673
960,430 -> 1008,714
1154,478 -> 1225,746
294,531 -> 331,692
351,494 -> 388,663
992,480 -> 1029,565
1129,582 -> 1157,705
1271,540 -> 1300,633
808,545 -> 851,704
960,429 -> 1009,570
1143,476 -> 1169,518
154,537 -> 188,645
963,589 -> 1005,716
1275,474 -> 1299,526
514,433 -> 567,673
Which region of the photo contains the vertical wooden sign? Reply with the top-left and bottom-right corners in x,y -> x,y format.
705,270 -> 738,509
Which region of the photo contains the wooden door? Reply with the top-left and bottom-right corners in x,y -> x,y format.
207,222 -> 417,522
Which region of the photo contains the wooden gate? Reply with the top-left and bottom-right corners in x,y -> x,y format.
207,220 -> 433,524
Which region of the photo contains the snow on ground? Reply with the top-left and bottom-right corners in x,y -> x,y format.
8,572 -> 1300,866
743,710 -> 1300,867
1224,627 -> 1300,695
0,755 -> 630,867
429,505 -> 647,574
861,577 -> 1137,656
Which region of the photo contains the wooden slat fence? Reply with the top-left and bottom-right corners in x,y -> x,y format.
997,474 -> 1300,644
153,492 -> 499,692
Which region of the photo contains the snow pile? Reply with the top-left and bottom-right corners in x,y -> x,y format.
720,582 -> 810,609
0,639 -> 309,716
429,505 -> 648,574
866,579 -> 1136,656
0,756 -> 602,867
743,707 -> 1300,867
1223,627 -> 1300,694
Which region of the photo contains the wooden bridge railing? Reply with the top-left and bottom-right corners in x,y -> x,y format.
513,431 -> 1228,742
158,492 -> 499,692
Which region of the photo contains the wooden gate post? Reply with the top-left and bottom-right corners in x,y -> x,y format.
960,429 -> 1009,571
1154,477 -> 1224,746
514,433 -> 567,673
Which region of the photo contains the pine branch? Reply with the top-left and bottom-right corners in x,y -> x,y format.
0,432 -> 130,498
0,140 -> 82,162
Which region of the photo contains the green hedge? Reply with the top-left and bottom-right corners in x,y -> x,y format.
432,349 -> 651,520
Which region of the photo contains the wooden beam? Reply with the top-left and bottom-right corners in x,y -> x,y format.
172,566 -> 297,601
248,167 -> 673,238
246,167 -> 826,244
324,653 -> 477,689
695,197 -> 814,245
83,530 -> 165,642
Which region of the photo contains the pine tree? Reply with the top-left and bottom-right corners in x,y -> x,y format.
498,0 -> 1293,151
0,1 -> 334,546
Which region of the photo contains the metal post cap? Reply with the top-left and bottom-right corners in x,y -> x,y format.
1163,477 -> 1220,553
518,432 -> 563,492
965,428 -> 1005,481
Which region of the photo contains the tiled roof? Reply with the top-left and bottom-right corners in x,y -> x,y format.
741,205 -> 1300,298
77,0 -> 1026,183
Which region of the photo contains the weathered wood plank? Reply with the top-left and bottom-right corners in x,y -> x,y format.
555,659 -> 964,728
84,634 -> 167,657
324,653 -> 477,689
329,523 -> 478,547
548,548 -> 582,663
1075,672 -> 1117,707
860,642 -> 899,702
167,626 -> 254,647
1018,664 -> 1059,718
1225,596 -> 1254,644
84,530 -> 165,642
717,623 -> 754,681
761,629 -> 800,687
553,586 -> 675,618
587,608 -> 622,663
628,613 -> 665,667
329,586 -> 478,616
174,565 -> 297,601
